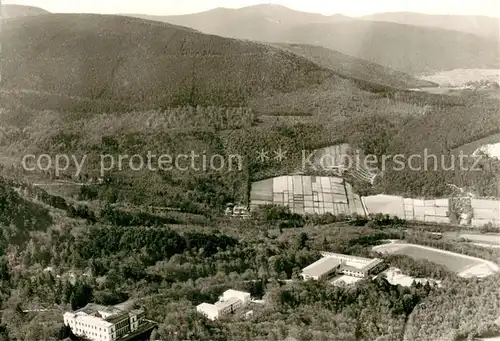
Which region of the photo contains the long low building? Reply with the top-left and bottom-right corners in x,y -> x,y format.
300,252 -> 384,281
301,256 -> 342,280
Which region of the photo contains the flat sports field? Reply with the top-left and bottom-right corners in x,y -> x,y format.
373,242 -> 499,278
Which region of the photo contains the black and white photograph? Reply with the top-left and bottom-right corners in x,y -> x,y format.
0,0 -> 500,340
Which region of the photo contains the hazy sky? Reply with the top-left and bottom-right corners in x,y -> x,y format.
4,0 -> 500,17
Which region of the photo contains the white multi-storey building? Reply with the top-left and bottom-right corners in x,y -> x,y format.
300,257 -> 341,281
197,289 -> 250,320
301,252 -> 384,281
219,289 -> 251,304
63,304 -> 146,341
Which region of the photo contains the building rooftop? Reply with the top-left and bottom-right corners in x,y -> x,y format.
106,311 -> 130,324
215,297 -> 241,310
222,289 -> 250,298
315,252 -> 383,273
129,309 -> 145,316
72,303 -> 145,325
320,252 -> 372,263
301,257 -> 341,278
360,258 -> 384,272
197,302 -> 216,310
339,264 -> 364,272
64,311 -> 114,328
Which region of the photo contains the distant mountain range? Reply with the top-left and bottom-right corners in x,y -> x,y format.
283,20 -> 499,74
127,4 -> 500,73
129,4 -> 350,42
129,5 -> 500,39
362,12 -> 500,40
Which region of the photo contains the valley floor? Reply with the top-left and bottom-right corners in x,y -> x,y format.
418,68 -> 500,87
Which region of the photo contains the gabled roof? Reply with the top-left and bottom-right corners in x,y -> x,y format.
301,257 -> 341,278
65,311 -> 113,328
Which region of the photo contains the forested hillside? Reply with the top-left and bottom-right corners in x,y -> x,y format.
3,14 -> 337,108
2,88 -> 499,210
404,274 -> 500,340
0,179 -> 53,251
275,43 -> 437,88
1,4 -> 48,19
